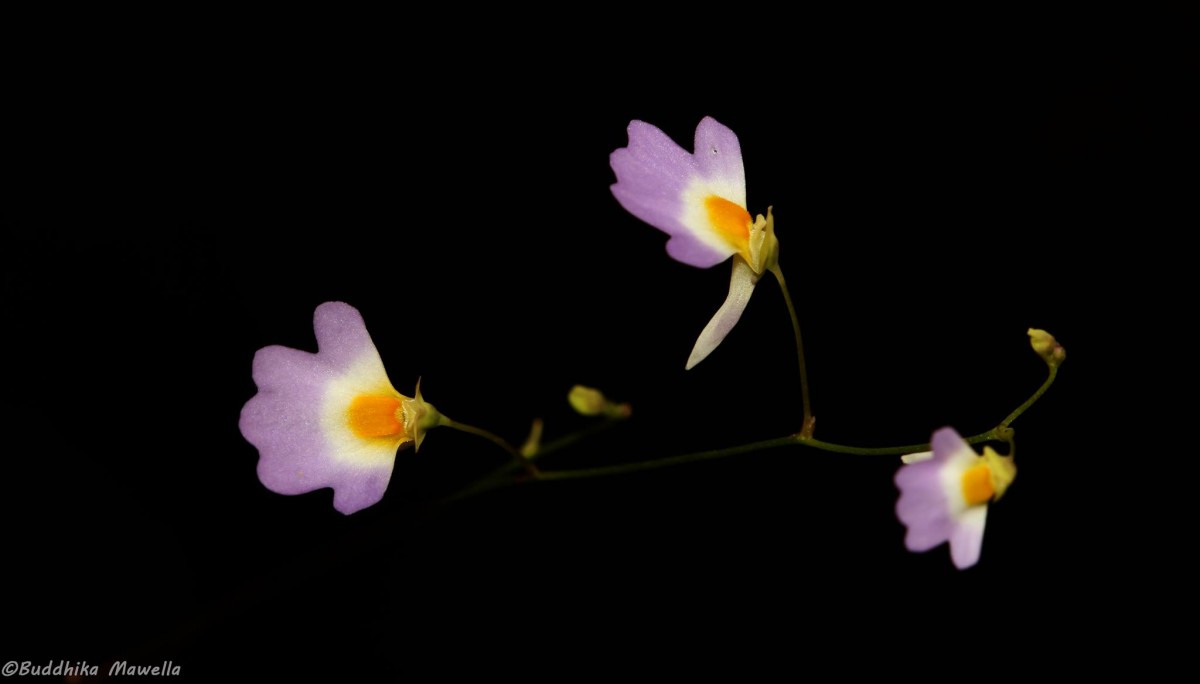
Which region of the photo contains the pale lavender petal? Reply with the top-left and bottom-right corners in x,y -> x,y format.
949,506 -> 988,569
312,301 -> 379,370
329,466 -> 393,516
610,120 -> 735,269
239,301 -> 400,515
685,258 -> 758,369
931,426 -> 970,462
693,116 -> 747,206
241,346 -> 331,495
663,227 -> 732,268
895,459 -> 954,552
610,121 -> 691,232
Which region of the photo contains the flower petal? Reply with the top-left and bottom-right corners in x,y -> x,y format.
685,258 -> 758,369
239,302 -> 403,515
692,116 -> 747,207
949,505 -> 988,569
931,427 -> 974,467
895,427 -> 993,569
312,300 -> 388,371
895,458 -> 955,552
610,117 -> 746,269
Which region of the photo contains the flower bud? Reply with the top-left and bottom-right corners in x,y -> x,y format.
568,385 -> 631,418
1027,328 -> 1066,367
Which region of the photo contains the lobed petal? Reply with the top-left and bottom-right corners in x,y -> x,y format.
895,457 -> 955,552
931,427 -> 976,467
692,116 -> 747,206
610,121 -> 693,235
313,301 -> 388,372
611,117 -> 747,268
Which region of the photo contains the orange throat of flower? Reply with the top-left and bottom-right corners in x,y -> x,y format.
705,195 -> 752,257
960,463 -> 996,506
347,394 -> 411,440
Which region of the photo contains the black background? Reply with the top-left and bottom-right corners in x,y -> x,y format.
4,25 -> 1189,680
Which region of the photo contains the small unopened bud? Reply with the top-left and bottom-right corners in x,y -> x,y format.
1027,328 -> 1066,367
568,385 -> 631,418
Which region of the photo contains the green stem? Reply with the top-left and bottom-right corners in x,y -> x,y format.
523,356 -> 1059,484
531,416 -> 626,461
795,437 -> 935,456
534,436 -> 798,482
440,417 -> 532,474
797,430 -> 1002,456
769,265 -> 813,434
529,427 -> 1018,484
998,365 -> 1058,429
439,344 -> 1061,497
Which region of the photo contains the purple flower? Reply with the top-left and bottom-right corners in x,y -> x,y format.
610,117 -> 779,369
239,302 -> 437,514
895,427 -> 1017,569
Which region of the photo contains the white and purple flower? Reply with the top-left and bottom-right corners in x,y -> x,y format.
895,427 -> 1016,569
610,116 -> 778,369
239,302 -> 438,514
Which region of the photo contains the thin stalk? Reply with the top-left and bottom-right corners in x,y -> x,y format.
770,265 -> 812,434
